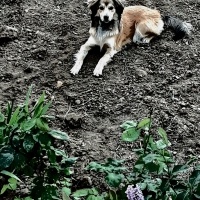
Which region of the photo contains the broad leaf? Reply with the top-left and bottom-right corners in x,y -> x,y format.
41,185 -> 59,200
0,170 -> 22,182
142,154 -> 158,164
72,189 -> 90,197
1,185 -> 9,194
189,170 -> 200,186
0,113 -> 5,122
62,187 -> 71,200
175,190 -> 190,200
105,173 -> 124,188
23,135 -> 35,152
172,165 -> 190,176
48,130 -> 69,140
48,150 -> 56,163
158,127 -> 170,145
121,127 -> 140,142
36,118 -> 49,131
156,139 -> 167,149
21,119 -> 36,131
0,147 -> 14,169
137,118 -> 151,129
120,121 -> 137,130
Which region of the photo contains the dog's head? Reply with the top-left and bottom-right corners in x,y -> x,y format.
88,0 -> 124,25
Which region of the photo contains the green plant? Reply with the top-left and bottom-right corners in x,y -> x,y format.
0,85 -> 76,199
86,118 -> 200,200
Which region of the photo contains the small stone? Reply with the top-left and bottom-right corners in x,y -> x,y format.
75,99 -> 81,105
56,80 -> 63,88
135,68 -> 148,77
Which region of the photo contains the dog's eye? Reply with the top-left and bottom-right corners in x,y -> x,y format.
99,6 -> 104,10
108,6 -> 114,10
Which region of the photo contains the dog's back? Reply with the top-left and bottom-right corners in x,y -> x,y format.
116,6 -> 163,48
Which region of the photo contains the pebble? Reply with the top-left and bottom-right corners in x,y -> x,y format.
56,80 -> 63,88
75,99 -> 81,105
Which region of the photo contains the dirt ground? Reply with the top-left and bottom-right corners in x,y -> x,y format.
0,0 -> 200,194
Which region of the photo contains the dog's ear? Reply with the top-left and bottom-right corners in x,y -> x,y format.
87,0 -> 100,16
113,0 -> 124,21
87,0 -> 100,28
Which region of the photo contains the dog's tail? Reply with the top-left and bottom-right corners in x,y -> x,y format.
163,16 -> 193,40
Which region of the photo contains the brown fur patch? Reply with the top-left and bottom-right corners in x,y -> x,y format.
116,6 -> 162,49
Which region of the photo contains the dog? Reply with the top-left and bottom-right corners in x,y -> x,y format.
70,0 -> 193,76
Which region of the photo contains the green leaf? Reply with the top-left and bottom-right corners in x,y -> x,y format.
86,195 -> 99,200
158,127 -> 170,145
121,127 -> 140,142
106,158 -> 124,167
12,135 -> 20,148
147,182 -> 158,193
0,170 -> 22,182
12,153 -> 26,169
175,190 -> 190,200
9,106 -> 20,126
89,188 -> 99,196
0,122 -> 6,130
105,173 -> 124,188
142,154 -> 158,164
24,84 -> 33,113
194,183 -> 200,198
145,162 -> 160,173
0,113 -> 5,122
172,165 -> 190,176
33,92 -> 45,118
48,150 -> 56,163
37,133 -> 52,147
62,187 -> 71,200
0,147 -> 14,169
1,184 -> 9,194
48,130 -> 69,140
137,118 -> 151,129
50,146 -> 68,158
6,101 -> 13,124
157,161 -> 168,174
36,118 -> 49,131
23,135 -> 35,152
41,185 -> 59,199
21,119 -> 36,131
8,177 -> 17,189
72,189 -> 90,197
108,190 -> 117,200
156,139 -> 167,149
24,197 -> 33,200
120,121 -> 137,130
41,101 -> 52,116
189,170 -> 200,186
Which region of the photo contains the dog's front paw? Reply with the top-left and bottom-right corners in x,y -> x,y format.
70,62 -> 82,75
93,66 -> 103,76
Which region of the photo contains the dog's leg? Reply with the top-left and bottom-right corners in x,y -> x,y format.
93,47 -> 117,76
70,36 -> 97,75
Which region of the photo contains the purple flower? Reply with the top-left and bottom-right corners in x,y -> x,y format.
125,185 -> 144,200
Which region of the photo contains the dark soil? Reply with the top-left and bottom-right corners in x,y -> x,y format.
0,0 -> 199,197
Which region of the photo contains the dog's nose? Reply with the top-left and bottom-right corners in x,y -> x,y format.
104,15 -> 109,22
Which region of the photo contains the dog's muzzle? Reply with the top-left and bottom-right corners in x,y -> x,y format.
103,15 -> 109,23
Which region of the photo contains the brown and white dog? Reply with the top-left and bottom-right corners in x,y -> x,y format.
70,0 -> 192,76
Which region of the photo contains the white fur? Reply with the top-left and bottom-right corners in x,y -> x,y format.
70,0 -> 121,76
70,34 -> 118,76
